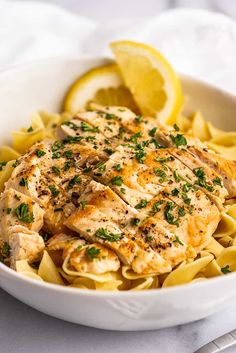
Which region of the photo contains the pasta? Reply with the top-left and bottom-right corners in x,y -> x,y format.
1,108 -> 236,291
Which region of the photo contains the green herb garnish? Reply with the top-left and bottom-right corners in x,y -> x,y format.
15,203 -> 34,223
173,235 -> 184,245
170,134 -> 187,147
114,164 -> 122,171
62,121 -> 79,131
149,201 -> 163,216
68,175 -> 82,189
173,124 -> 180,131
51,166 -> 61,175
0,161 -> 7,171
35,149 -> 46,157
213,177 -> 223,187
19,177 -> 28,188
48,185 -> 60,197
110,176 -> 123,186
164,202 -> 179,226
95,228 -> 123,242
86,247 -> 101,260
148,127 -> 157,137
135,115 -> 143,124
221,265 -> 231,274
135,199 -> 148,209
81,121 -> 99,133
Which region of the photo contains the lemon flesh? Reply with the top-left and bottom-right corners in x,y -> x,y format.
110,40 -> 183,124
62,63 -> 139,115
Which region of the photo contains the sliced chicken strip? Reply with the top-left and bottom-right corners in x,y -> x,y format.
93,145 -> 154,207
77,180 -> 138,229
0,188 -> 44,241
65,205 -> 171,275
8,225 -> 45,268
189,145 -> 236,198
155,128 -> 235,198
69,243 -> 120,275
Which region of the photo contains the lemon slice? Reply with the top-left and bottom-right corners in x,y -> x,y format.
110,40 -> 183,124
62,63 -> 139,114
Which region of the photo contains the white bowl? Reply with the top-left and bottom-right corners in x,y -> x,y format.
0,57 -> 236,331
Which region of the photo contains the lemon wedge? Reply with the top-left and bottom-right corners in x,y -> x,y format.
62,63 -> 139,114
110,40 -> 183,124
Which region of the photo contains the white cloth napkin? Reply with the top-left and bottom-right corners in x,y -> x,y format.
1,1 -> 236,94
1,2 -> 236,352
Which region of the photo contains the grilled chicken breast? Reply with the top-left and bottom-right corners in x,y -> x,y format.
0,105 -> 235,275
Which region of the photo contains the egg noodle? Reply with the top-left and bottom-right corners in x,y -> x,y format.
1,109 -> 236,291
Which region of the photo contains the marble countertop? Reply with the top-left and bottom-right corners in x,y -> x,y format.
1,286 -> 236,353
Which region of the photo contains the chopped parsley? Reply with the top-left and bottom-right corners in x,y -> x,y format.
54,207 -> 64,212
51,166 -> 61,175
95,228 -> 123,242
135,149 -> 147,164
135,199 -> 148,209
81,121 -> 99,133
114,164 -> 122,171
6,208 -> 12,214
170,134 -> 187,147
221,265 -> 231,274
173,235 -> 184,245
52,140 -> 64,152
182,183 -> 192,193
110,176 -> 123,186
148,127 -> 157,137
19,177 -> 28,188
193,167 -> 214,192
12,160 -> 20,168
79,200 -> 87,210
63,150 -> 73,158
178,207 -> 185,217
193,167 -> 205,179
52,151 -> 61,159
83,167 -> 92,173
131,218 -> 140,226
154,168 -> 167,182
0,242 -> 10,262
149,200 -> 163,216
173,170 -> 182,182
63,136 -> 84,144
171,188 -> 180,196
35,149 -> 46,157
76,245 -> 82,252
164,202 -> 179,226
0,161 -> 7,171
105,113 -> 116,120
120,187 -> 126,194
64,160 -> 75,171
182,193 -> 191,205
103,148 -> 114,156
96,162 -> 106,172
155,156 -> 174,164
145,235 -> 153,243
86,246 -> 101,260
61,121 -> 79,131
173,124 -> 180,131
27,126 -> 33,132
48,185 -> 60,197
127,132 -> 142,143
68,175 -> 82,189
15,203 -> 34,223
135,115 -> 144,124
213,177 -> 223,187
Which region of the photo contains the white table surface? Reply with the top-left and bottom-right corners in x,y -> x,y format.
2,1 -> 236,352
